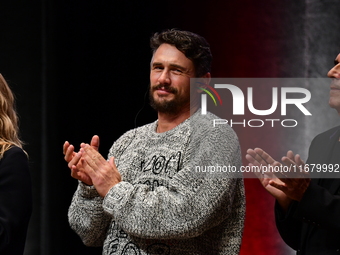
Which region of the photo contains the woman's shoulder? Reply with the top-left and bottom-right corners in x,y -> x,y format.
1,146 -> 27,165
3,146 -> 26,156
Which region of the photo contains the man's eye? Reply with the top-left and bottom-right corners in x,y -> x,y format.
154,66 -> 163,70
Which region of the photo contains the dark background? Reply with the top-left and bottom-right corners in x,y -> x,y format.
1,1 -> 340,254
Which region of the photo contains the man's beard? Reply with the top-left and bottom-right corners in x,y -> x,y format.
149,84 -> 188,114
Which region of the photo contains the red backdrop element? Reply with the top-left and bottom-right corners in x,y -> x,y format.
196,1 -> 289,254
240,179 -> 285,255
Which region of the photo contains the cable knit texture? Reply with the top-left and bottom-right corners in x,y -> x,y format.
68,111 -> 245,254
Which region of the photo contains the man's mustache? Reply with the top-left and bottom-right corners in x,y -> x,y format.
152,84 -> 178,94
330,78 -> 340,89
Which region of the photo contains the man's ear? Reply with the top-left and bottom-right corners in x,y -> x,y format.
201,73 -> 211,87
202,72 -> 211,82
196,72 -> 211,92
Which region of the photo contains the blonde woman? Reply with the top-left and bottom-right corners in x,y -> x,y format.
0,74 -> 32,254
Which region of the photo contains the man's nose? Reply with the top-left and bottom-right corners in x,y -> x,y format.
328,65 -> 340,78
158,70 -> 170,84
328,54 -> 340,78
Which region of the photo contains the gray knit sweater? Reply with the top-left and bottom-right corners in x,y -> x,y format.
68,111 -> 245,254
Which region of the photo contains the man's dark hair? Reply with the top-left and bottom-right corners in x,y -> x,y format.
150,29 -> 212,77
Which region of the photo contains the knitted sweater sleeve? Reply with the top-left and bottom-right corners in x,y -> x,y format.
103,122 -> 243,239
68,132 -> 137,246
68,182 -> 111,246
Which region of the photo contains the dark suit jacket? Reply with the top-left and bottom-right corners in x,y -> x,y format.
275,125 -> 340,255
0,146 -> 32,255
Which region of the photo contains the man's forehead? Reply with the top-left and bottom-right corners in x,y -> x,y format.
151,44 -> 192,65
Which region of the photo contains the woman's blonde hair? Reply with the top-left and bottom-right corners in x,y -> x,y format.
0,74 -> 24,158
